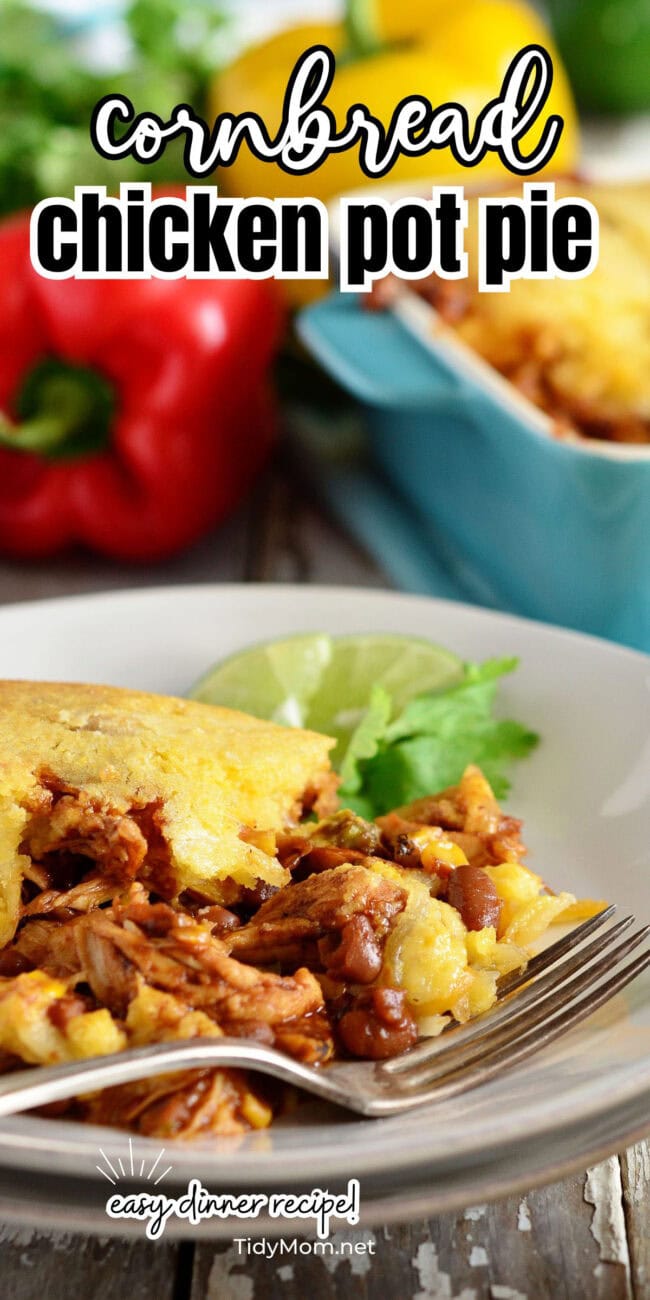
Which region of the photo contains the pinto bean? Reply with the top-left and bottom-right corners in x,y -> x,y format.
293,846 -> 369,882
447,863 -> 501,931
199,904 -> 241,934
0,949 -> 33,976
338,988 -> 418,1060
319,916 -> 382,984
278,838 -> 369,882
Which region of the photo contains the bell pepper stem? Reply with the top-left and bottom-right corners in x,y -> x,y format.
0,411 -> 86,455
0,359 -> 114,461
345,0 -> 383,57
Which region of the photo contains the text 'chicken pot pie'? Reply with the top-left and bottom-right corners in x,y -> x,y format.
0,681 -> 599,1138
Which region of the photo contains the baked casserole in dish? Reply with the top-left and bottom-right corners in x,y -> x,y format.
299,178 -> 650,650
408,180 -> 650,445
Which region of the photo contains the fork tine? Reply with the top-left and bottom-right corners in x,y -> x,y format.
395,923 -> 649,1088
388,926 -> 650,1093
497,903 -> 617,996
382,913 -> 634,1076
385,922 -> 649,1089
389,946 -> 650,1110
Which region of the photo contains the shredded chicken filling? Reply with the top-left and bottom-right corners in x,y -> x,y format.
0,764 -> 581,1139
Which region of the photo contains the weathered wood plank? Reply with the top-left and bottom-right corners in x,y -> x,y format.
0,1224 -> 181,1300
0,504 -> 251,605
0,444 -> 384,611
189,1162 -> 632,1300
247,449 -> 388,588
621,1140 -> 650,1297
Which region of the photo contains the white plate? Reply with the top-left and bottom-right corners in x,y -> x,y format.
0,583 -> 649,1233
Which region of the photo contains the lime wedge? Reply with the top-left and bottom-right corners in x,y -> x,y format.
190,632 -> 463,765
189,633 -> 333,727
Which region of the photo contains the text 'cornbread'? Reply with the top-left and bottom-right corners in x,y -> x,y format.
0,681 -> 334,945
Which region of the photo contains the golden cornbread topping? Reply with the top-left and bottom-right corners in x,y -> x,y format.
0,680 -> 335,948
411,181 -> 650,444
0,682 -> 599,1139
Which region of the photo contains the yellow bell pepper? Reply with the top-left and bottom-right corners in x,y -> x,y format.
211,1 -> 578,202
346,0 -> 451,48
211,1 -> 578,303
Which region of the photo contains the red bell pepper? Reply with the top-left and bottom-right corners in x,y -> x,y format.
0,212 -> 284,561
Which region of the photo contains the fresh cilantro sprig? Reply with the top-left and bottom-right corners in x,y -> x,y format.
338,658 -> 539,817
0,0 -> 229,216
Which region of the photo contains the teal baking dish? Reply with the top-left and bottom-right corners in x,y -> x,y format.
298,289 -> 650,652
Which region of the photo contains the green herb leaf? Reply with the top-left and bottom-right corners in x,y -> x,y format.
338,683 -> 392,794
0,0 -> 229,214
385,658 -> 520,742
345,658 -> 539,816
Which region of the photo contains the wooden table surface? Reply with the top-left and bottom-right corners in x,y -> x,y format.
0,447 -> 648,1300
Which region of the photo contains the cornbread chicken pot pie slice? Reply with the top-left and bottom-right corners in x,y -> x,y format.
0,681 -> 335,946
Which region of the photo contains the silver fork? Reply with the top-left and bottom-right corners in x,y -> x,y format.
0,906 -> 647,1120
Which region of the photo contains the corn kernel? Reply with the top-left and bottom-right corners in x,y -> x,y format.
412,828 -> 469,869
67,1010 -> 126,1059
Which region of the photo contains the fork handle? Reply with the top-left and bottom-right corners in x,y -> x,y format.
0,1039 -> 313,1118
